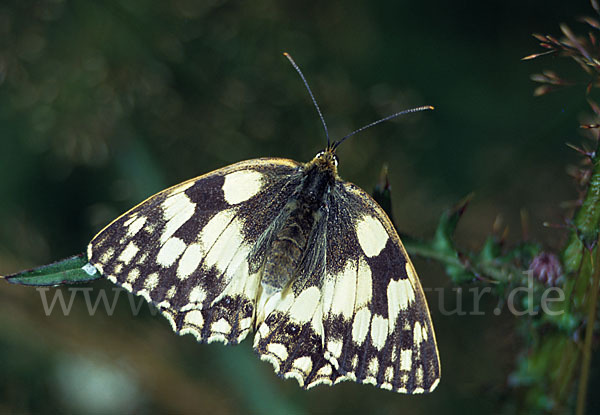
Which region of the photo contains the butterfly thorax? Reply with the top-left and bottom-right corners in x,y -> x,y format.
259,151 -> 337,297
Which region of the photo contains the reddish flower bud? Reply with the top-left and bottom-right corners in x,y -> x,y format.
529,252 -> 563,286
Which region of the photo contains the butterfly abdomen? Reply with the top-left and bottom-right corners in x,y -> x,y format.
261,207 -> 311,292
261,159 -> 334,294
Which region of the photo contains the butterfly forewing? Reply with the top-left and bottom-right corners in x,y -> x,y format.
330,182 -> 439,393
88,158 -> 302,345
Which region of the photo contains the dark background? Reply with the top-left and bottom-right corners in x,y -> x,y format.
0,1 -> 595,413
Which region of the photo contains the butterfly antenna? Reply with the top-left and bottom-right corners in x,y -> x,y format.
284,52 -> 330,148
332,105 -> 434,150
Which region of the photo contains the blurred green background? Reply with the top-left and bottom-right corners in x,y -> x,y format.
0,0 -> 596,413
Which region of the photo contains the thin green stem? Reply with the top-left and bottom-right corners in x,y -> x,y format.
403,239 -> 462,267
403,238 -> 522,283
576,242 -> 600,415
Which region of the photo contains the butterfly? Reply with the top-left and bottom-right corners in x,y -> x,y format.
86,53 -> 440,393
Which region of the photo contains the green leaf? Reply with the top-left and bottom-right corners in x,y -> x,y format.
432,194 -> 474,284
3,254 -> 100,286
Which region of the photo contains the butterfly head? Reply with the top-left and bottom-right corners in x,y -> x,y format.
306,148 -> 339,177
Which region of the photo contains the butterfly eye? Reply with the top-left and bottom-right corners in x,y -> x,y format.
333,154 -> 339,166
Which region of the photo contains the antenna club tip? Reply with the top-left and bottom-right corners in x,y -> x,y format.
283,52 -> 289,56
428,105 -> 435,110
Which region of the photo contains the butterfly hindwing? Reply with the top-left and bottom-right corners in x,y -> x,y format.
253,180 -> 440,393
252,217 -> 330,387
88,158 -> 302,345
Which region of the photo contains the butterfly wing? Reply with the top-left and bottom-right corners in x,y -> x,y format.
88,158 -> 303,345
253,179 -> 440,393
325,181 -> 440,393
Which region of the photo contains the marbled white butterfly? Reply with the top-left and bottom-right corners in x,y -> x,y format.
87,53 -> 440,393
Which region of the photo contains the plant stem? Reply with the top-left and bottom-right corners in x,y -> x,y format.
576,241 -> 600,415
403,238 -> 523,283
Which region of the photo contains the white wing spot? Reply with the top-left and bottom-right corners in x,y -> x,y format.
267,343 -> 288,361
310,301 -> 324,337
356,215 -> 388,258
138,289 -> 151,304
317,364 -> 332,377
331,261 -> 357,319
126,268 -> 140,284
118,242 -> 139,265
123,215 -> 137,227
157,299 -> 171,309
356,257 -> 372,309
257,323 -> 269,340
239,317 -> 252,331
199,210 -> 246,275
363,376 -> 377,386
260,354 -> 281,373
222,170 -> 264,204
184,309 -> 204,327
136,253 -> 147,265
126,215 -> 147,238
400,348 -> 412,371
99,247 -> 115,264
189,285 -> 206,304
205,218 -> 245,274
370,314 -> 388,350
368,358 -> 379,375
307,378 -> 333,389
211,318 -> 232,334
413,321 -> 424,347
351,355 -> 359,371
321,276 -> 335,317
292,356 -> 313,374
166,285 -> 176,299
160,192 -> 196,245
326,340 -> 343,359
256,291 -> 289,327
289,286 -> 321,323
387,278 -> 415,329
385,366 -> 394,382
200,210 -> 234,252
157,237 -> 186,267
284,371 -> 305,387
224,243 -> 251,280
144,272 -> 159,291
416,365 -> 424,387
176,243 -> 203,280
352,308 -> 371,345
381,382 -> 393,391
